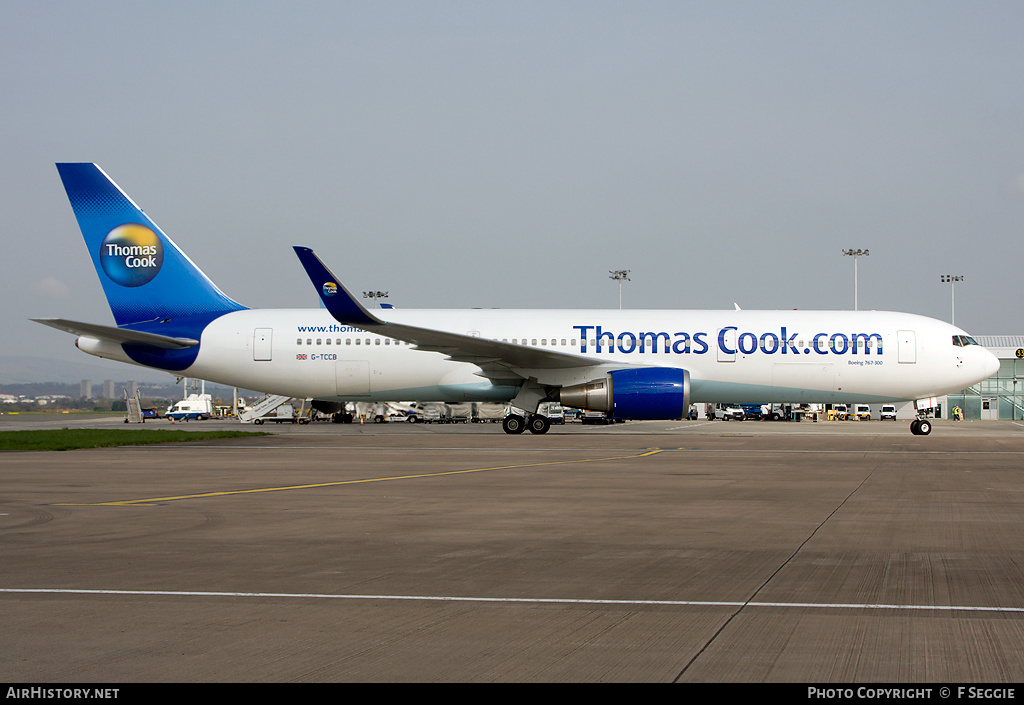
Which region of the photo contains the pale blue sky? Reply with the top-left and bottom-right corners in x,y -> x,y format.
2,1 -> 1022,377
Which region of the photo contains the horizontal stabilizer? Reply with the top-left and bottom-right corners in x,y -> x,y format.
32,318 -> 199,349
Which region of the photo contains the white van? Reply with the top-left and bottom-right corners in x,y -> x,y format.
165,393 -> 213,421
708,403 -> 744,421
828,404 -> 849,421
540,402 -> 565,424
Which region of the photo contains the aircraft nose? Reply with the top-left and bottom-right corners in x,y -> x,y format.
982,347 -> 1000,378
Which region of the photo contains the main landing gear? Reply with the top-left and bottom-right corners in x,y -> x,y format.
910,418 -> 932,435
502,413 -> 551,435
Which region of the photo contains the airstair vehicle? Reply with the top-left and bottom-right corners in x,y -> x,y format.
124,390 -> 143,423
239,394 -> 292,423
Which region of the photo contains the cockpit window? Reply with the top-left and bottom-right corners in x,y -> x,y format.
952,335 -> 980,347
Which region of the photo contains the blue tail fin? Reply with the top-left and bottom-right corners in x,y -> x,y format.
56,163 -> 246,328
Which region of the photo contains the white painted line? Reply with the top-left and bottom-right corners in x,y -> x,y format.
3,588 -> 1022,613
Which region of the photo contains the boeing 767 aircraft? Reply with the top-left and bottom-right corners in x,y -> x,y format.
35,163 -> 999,436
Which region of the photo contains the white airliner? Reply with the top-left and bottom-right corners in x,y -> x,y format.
35,163 -> 998,436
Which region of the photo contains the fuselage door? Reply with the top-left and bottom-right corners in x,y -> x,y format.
897,330 -> 917,364
253,328 -> 273,361
336,360 -> 371,395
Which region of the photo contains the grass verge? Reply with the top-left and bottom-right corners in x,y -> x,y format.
0,428 -> 271,452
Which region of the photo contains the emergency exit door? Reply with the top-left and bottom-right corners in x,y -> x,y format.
717,328 -> 736,362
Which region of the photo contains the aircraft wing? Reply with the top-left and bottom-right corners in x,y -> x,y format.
292,247 -> 602,377
32,318 -> 199,349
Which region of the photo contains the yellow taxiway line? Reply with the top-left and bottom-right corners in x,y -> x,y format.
57,449 -> 666,506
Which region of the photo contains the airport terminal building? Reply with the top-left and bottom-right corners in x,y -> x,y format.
947,335 -> 1024,420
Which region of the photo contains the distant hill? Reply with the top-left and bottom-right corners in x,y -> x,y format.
0,356 -> 263,400
0,355 -> 175,385
0,380 -> 256,402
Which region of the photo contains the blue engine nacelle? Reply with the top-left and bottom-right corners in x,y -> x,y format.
558,367 -> 690,420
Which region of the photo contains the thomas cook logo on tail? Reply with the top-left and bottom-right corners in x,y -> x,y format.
322,282 -> 338,297
99,224 -> 164,287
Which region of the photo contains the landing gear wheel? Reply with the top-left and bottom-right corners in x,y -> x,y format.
911,419 -> 932,436
502,414 -> 526,434
527,414 -> 551,435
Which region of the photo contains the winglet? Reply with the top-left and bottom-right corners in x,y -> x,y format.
292,247 -> 381,327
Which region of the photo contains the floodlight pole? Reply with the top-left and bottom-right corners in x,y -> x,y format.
362,290 -> 389,308
940,275 -> 963,325
842,249 -> 869,310
609,270 -> 630,310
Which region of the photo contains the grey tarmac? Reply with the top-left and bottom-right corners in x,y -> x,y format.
2,415 -> 1023,682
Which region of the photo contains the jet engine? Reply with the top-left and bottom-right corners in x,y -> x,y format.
558,367 -> 690,420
